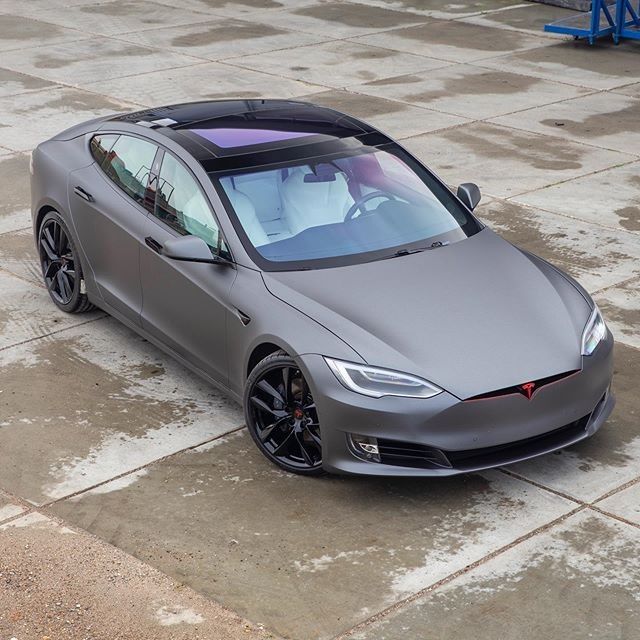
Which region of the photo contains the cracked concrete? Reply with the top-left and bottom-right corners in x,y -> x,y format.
0,0 -> 638,638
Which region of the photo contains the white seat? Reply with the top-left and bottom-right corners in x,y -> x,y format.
225,188 -> 269,247
280,167 -> 354,236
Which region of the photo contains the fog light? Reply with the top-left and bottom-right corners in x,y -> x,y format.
350,434 -> 380,463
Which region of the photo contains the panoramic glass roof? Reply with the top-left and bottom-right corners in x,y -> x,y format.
189,127 -> 314,149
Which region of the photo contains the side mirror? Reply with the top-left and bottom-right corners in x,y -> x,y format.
457,183 -> 481,211
161,235 -> 228,265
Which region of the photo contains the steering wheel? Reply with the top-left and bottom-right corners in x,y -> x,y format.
344,191 -> 396,221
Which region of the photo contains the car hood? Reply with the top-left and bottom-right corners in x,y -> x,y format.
263,229 -> 591,399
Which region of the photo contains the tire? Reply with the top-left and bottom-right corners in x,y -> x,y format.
244,351 -> 324,476
38,211 -> 95,314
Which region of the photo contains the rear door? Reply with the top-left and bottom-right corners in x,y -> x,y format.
69,133 -> 158,324
140,149 -> 237,385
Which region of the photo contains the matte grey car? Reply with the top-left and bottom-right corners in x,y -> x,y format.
30,99 -> 615,476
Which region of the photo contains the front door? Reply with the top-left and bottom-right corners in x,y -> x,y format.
140,150 -> 236,385
68,133 -> 157,324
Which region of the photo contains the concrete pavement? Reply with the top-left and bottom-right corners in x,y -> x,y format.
0,1 -> 638,638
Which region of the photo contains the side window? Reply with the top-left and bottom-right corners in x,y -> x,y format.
155,153 -> 228,255
100,135 -> 157,207
90,134 -> 118,167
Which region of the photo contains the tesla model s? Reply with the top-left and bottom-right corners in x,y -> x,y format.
31,99 -> 614,476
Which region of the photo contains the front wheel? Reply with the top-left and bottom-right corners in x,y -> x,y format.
244,351 -> 323,475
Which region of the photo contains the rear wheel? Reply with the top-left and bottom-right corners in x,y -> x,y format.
245,351 -> 323,475
38,211 -> 94,314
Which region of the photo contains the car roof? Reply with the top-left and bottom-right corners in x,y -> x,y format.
107,99 -> 390,173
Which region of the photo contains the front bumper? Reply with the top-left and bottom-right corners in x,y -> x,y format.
299,332 -> 615,476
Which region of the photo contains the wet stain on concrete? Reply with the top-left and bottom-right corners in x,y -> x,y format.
79,0 -> 162,24
444,123 -> 584,171
615,206 -> 640,231
540,100 -> 640,140
0,228 -> 44,286
350,47 -> 395,60
0,15 -> 67,43
292,2 -> 424,29
301,90 -> 405,118
171,20 -> 285,47
34,44 -> 152,69
387,19 -> 540,53
403,70 -> 540,105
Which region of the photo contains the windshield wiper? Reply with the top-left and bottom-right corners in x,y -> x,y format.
379,241 -> 450,261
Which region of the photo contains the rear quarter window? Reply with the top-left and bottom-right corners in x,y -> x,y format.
96,134 -> 157,208
90,134 -> 119,167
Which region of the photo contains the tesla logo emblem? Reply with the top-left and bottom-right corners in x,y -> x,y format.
519,382 -> 536,400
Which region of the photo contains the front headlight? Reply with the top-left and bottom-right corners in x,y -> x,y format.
581,304 -> 606,356
325,358 -> 443,399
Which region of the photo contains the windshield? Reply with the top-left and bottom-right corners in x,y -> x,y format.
212,144 -> 481,270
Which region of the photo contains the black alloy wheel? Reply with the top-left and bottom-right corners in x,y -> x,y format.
38,211 -> 94,313
245,351 -> 323,475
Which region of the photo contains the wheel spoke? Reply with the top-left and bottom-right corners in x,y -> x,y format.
256,379 -> 285,405
44,260 -> 59,279
282,366 -> 291,403
60,271 -> 72,300
259,416 -> 289,443
304,426 -> 322,448
272,429 -> 296,456
250,395 -> 286,419
295,431 -> 315,466
41,228 -> 57,260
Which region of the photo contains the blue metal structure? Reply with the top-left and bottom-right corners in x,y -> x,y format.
615,0 -> 640,41
544,0 -> 616,44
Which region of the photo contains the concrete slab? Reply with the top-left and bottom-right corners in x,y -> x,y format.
115,17 -> 327,61
0,14 -> 84,52
475,199 -> 640,292
513,161 -> 640,233
357,65 -> 592,119
613,82 -> 640,98
0,228 -> 42,286
83,61 -> 321,106
0,67 -> 55,99
353,19 -> 551,63
350,510 -> 640,640
348,0 -> 528,19
229,41 -> 448,88
0,512 -> 274,640
491,92 -> 640,156
478,40 -> 640,90
245,1 -> 429,38
7,0 -> 218,37
0,492 -> 25,524
0,153 -> 31,234
0,38 -> 203,86
297,89 -> 469,138
0,317 -> 243,505
403,122 -> 633,198
598,481 -> 640,526
506,343 -> 640,503
50,431 -> 573,639
460,2 -> 578,34
595,278 -> 640,351
0,270 -> 105,350
0,87 -> 137,152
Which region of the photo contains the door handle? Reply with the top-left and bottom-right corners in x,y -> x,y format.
145,236 -> 163,254
73,185 -> 94,202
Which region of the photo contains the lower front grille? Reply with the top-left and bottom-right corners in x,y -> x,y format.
377,412 -> 592,471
